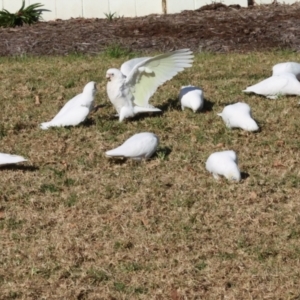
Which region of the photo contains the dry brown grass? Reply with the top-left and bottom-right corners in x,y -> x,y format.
1,51 -> 300,299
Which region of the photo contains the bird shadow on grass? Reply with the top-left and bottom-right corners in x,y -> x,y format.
157,98 -> 179,111
122,111 -> 164,123
202,98 -> 215,112
101,114 -> 159,122
241,172 -> 250,180
93,104 -> 107,113
106,157 -> 129,165
0,165 -> 39,171
107,157 -> 154,165
83,118 -> 96,127
83,104 -> 108,126
154,146 -> 172,160
157,97 -> 215,113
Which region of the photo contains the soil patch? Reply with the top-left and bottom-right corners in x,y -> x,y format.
1,3 -> 300,56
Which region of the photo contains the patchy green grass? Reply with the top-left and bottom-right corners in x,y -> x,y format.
1,50 -> 300,299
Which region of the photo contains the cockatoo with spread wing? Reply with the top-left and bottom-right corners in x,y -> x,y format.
0,153 -> 27,166
40,81 -> 97,129
106,49 -> 194,121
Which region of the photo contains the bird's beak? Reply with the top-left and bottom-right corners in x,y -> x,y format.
106,74 -> 111,81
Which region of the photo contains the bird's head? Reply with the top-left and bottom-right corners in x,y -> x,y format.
242,118 -> 259,132
106,68 -> 123,81
226,168 -> 241,182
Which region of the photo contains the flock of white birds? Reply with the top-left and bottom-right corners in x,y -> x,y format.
1,48 -> 300,181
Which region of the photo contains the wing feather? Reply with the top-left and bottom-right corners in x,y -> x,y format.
125,49 -> 194,107
120,57 -> 151,77
52,93 -> 82,119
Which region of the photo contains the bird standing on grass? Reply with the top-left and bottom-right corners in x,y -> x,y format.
106,49 -> 194,121
40,81 -> 97,129
206,150 -> 241,181
217,102 -> 259,131
179,85 -> 204,112
105,132 -> 159,161
242,73 -> 300,99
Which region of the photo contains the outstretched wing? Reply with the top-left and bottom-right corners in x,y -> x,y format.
120,57 -> 151,77
125,49 -> 194,107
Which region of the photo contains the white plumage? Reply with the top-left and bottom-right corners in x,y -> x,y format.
217,102 -> 259,131
206,150 -> 241,181
40,81 -> 97,129
242,73 -> 300,99
106,49 -> 194,121
105,132 -> 159,160
179,85 -> 204,112
0,153 -> 27,166
120,57 -> 151,77
272,62 -> 300,80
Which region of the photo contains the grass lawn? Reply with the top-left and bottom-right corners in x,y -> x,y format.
1,50 -> 300,299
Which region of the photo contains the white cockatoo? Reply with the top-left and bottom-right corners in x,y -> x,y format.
272,62 -> 300,80
242,73 -> 300,99
179,85 -> 204,112
106,49 -> 194,121
0,153 -> 27,166
105,132 -> 159,160
206,150 -> 241,181
217,102 -> 259,131
40,81 -> 97,129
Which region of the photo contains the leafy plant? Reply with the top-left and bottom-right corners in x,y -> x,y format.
0,0 -> 44,28
104,44 -> 131,58
104,12 -> 116,21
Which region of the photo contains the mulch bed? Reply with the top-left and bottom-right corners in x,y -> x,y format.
1,3 -> 300,56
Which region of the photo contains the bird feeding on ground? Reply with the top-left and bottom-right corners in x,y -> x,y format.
206,150 -> 241,181
217,102 -> 259,131
179,85 -> 204,112
105,132 -> 159,161
242,73 -> 300,99
40,81 -> 97,129
106,49 -> 194,121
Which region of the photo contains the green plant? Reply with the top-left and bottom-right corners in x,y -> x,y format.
0,0 -> 44,28
104,44 -> 131,58
104,12 -> 116,21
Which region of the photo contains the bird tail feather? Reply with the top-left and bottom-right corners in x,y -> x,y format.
133,106 -> 161,114
242,89 -> 252,93
105,149 -> 125,158
40,122 -> 52,130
